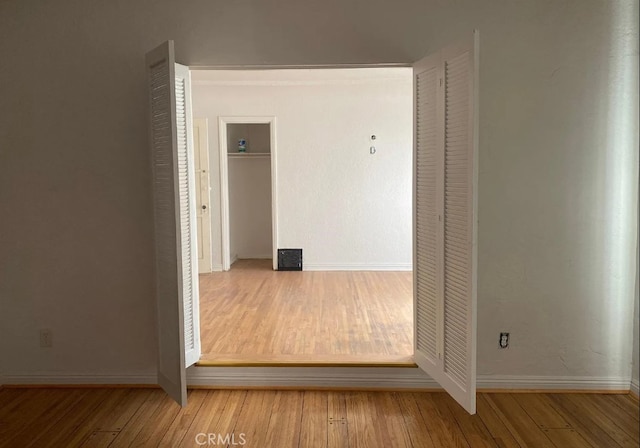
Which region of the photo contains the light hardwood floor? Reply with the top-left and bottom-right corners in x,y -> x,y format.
0,387 -> 637,447
199,260 -> 413,364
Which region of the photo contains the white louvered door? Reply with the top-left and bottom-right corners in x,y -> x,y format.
146,41 -> 200,407
414,31 -> 478,414
175,63 -> 201,369
414,51 -> 442,375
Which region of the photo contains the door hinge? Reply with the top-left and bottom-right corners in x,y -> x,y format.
439,78 -> 443,87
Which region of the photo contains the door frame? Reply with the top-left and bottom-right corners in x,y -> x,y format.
186,58 -> 478,414
218,116 -> 279,271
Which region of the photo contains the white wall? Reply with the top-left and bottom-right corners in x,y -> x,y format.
0,0 -> 637,386
228,157 -> 273,260
192,69 -> 414,270
450,0 -> 638,380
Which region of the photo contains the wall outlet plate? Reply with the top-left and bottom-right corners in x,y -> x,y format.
40,329 -> 53,348
499,332 -> 509,349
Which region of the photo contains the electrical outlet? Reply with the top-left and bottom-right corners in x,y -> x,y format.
499,332 -> 509,349
40,329 -> 53,348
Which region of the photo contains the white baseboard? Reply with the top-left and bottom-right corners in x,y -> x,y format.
212,261 -> 411,272
188,366 -> 438,389
477,375 -> 632,391
304,263 -> 412,272
188,368 -> 632,391
2,372 -> 157,385
2,370 -> 634,393
631,377 -> 639,397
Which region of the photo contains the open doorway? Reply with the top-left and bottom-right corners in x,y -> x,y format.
192,68 -> 414,365
218,118 -> 278,271
147,34 -> 478,412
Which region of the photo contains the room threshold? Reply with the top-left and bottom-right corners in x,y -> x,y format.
196,354 -> 418,368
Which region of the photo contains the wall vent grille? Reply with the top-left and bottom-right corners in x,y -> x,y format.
278,249 -> 303,271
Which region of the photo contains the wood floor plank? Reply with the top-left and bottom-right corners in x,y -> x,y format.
0,389 -> 54,430
548,394 -> 624,448
327,392 -> 349,448
0,389 -> 88,448
299,391 -> 328,448
0,388 -> 32,421
60,389 -> 133,446
583,394 -> 640,442
477,394 -> 519,443
437,393 -> 497,447
80,431 -> 119,448
561,394 -> 638,447
108,390 -> 170,446
542,428 -> 594,448
602,394 -> 639,422
210,390 -> 247,442
27,389 -> 111,448
345,392 -> 379,448
93,389 -> 154,432
227,390 -> 276,448
199,260 -> 413,361
484,394 -> 555,448
178,390 -> 232,445
512,394 -> 571,429
493,436 -> 521,448
263,391 -> 303,448
373,392 -> 414,447
2,388 -> 637,448
413,393 -> 470,448
131,390 -> 203,446
0,389 -> 54,434
395,392 -> 436,448
157,389 -> 208,447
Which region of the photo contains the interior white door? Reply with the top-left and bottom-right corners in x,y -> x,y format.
413,31 -> 479,414
146,41 -> 201,407
175,62 -> 201,369
193,119 -> 213,273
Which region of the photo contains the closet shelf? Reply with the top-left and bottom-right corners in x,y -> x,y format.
228,153 -> 271,158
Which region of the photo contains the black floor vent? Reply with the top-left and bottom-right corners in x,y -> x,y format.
278,249 -> 303,271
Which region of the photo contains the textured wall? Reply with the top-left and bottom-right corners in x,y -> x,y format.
226,124 -> 273,261
0,0 -> 637,382
228,157 -> 273,261
191,68 -> 413,270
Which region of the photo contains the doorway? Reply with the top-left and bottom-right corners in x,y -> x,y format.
194,68 -> 414,365
145,33 -> 478,412
218,117 -> 278,271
